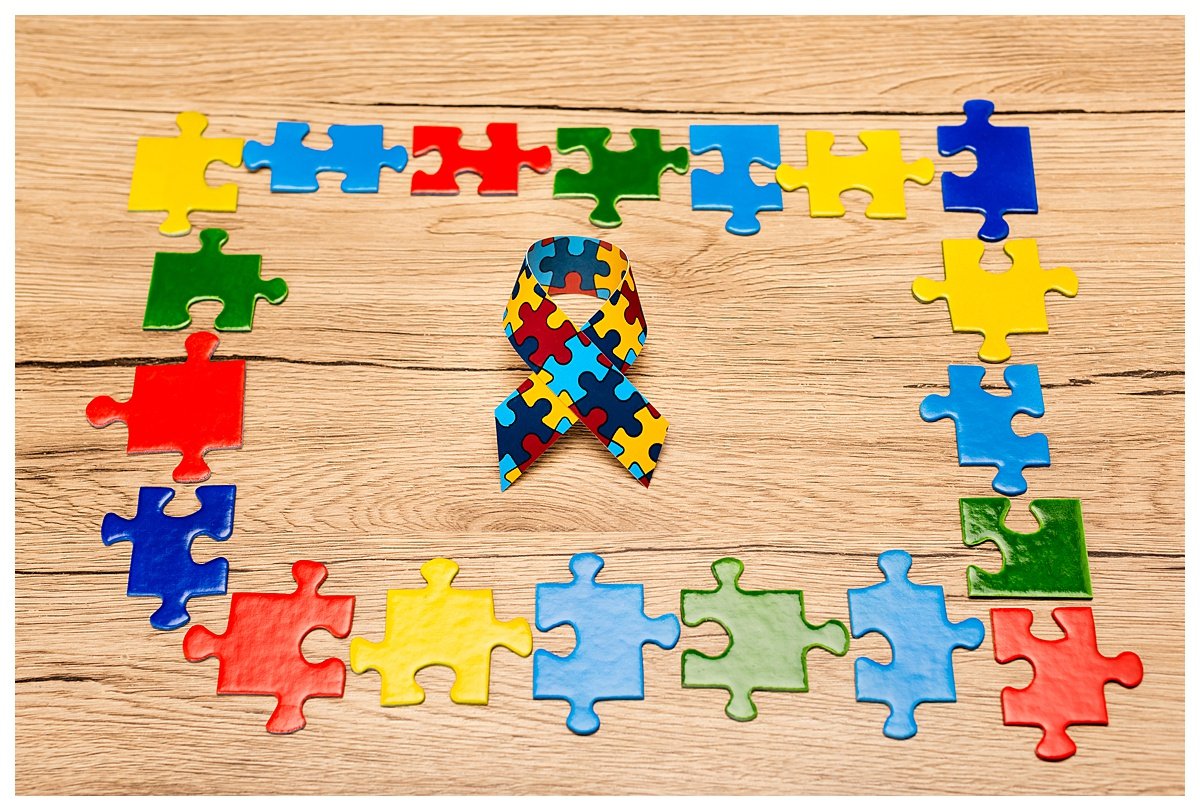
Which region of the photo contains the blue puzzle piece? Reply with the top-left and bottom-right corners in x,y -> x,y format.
494,390 -> 556,483
534,553 -> 680,735
690,124 -> 783,236
527,236 -> 608,292
920,364 -> 1049,496
847,549 -> 985,739
938,99 -> 1038,242
573,368 -> 643,438
101,486 -> 235,630
539,335 -> 608,404
244,122 -> 407,193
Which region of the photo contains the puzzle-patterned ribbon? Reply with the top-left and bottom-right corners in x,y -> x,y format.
496,236 -> 668,490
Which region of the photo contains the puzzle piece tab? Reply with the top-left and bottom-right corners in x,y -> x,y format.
350,558 -> 532,706
128,111 -> 243,236
101,485 -> 234,630
775,130 -> 933,218
534,553 -> 680,735
183,560 -> 355,734
913,239 -> 1077,362
411,123 -> 551,195
920,364 -> 1049,496
86,331 -> 245,483
554,128 -> 689,227
244,122 -> 407,192
690,124 -> 783,235
992,607 -> 1142,761
144,228 -> 288,331
848,549 -> 985,739
681,557 -> 848,722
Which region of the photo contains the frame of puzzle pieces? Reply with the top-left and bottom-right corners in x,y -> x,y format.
86,99 -> 1142,767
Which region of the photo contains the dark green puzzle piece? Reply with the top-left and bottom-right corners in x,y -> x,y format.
144,228 -> 288,331
553,127 -> 689,228
961,497 -> 1092,599
681,557 -> 849,722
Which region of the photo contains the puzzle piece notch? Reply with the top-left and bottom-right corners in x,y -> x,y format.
775,130 -> 933,218
144,228 -> 288,332
919,364 -> 1049,496
243,122 -> 407,193
847,549 -> 985,739
85,331 -> 245,483
411,123 -> 552,195
913,239 -> 1078,362
534,553 -> 680,734
101,485 -> 234,630
939,99 -> 1038,242
554,128 -> 689,227
992,607 -> 1142,761
183,560 -> 355,734
128,111 -> 243,236
350,558 -> 532,706
681,557 -> 849,722
690,124 -> 783,236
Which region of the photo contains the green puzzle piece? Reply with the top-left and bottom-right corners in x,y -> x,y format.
553,127 -> 689,228
143,228 -> 288,331
961,497 -> 1092,599
681,557 -> 849,721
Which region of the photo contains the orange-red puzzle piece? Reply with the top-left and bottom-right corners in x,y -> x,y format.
410,123 -> 551,195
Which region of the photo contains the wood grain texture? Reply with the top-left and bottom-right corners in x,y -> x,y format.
15,15 -> 1183,795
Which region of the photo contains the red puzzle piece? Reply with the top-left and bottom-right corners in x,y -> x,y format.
183,560 -> 355,734
410,123 -> 552,195
85,331 -> 244,483
991,607 -> 1143,761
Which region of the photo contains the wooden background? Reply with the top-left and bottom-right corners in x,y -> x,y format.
14,16 -> 1184,795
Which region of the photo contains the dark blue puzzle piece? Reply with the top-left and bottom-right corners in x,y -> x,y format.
848,549 -> 985,739
527,236 -> 608,293
101,485 -> 235,631
573,367 -> 644,438
244,122 -> 408,193
534,553 -> 680,735
495,388 -> 557,472
938,99 -> 1038,242
920,364 -> 1049,496
690,124 -> 783,236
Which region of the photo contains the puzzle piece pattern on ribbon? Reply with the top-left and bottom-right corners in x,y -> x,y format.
554,128 -> 689,227
775,130 -> 934,218
411,123 -> 551,195
920,364 -> 1049,496
681,557 -> 849,722
689,124 -> 783,236
992,607 -> 1142,761
144,228 -> 288,331
101,485 -> 234,631
128,112 -> 243,236
350,558 -> 532,706
183,560 -> 355,734
534,553 -> 680,735
961,497 -> 1092,599
244,122 -> 407,192
848,549 -> 985,740
913,239 -> 1077,362
938,99 -> 1039,242
86,331 -> 245,483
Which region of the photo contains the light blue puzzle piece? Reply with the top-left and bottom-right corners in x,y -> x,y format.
690,124 -> 783,236
244,122 -> 407,193
539,335 -> 606,403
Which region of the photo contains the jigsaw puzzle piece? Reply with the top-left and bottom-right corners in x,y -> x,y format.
992,607 -> 1142,760
589,289 -> 646,367
350,558 -> 532,706
848,550 -> 985,739
101,485 -> 234,630
411,123 -> 551,195
919,364 -> 1049,496
607,404 -> 668,484
244,122 -> 407,192
682,558 -> 848,722
534,553 -> 680,734
183,560 -> 355,733
938,99 -> 1038,241
128,111 -> 243,236
689,124 -> 783,235
143,228 -> 288,331
913,239 -> 1077,362
960,497 -> 1091,599
86,331 -> 245,483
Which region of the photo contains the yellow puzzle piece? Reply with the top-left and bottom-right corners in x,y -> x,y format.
775,130 -> 934,218
350,558 -> 532,706
913,239 -> 1079,363
128,111 -> 243,236
609,405 -> 668,478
